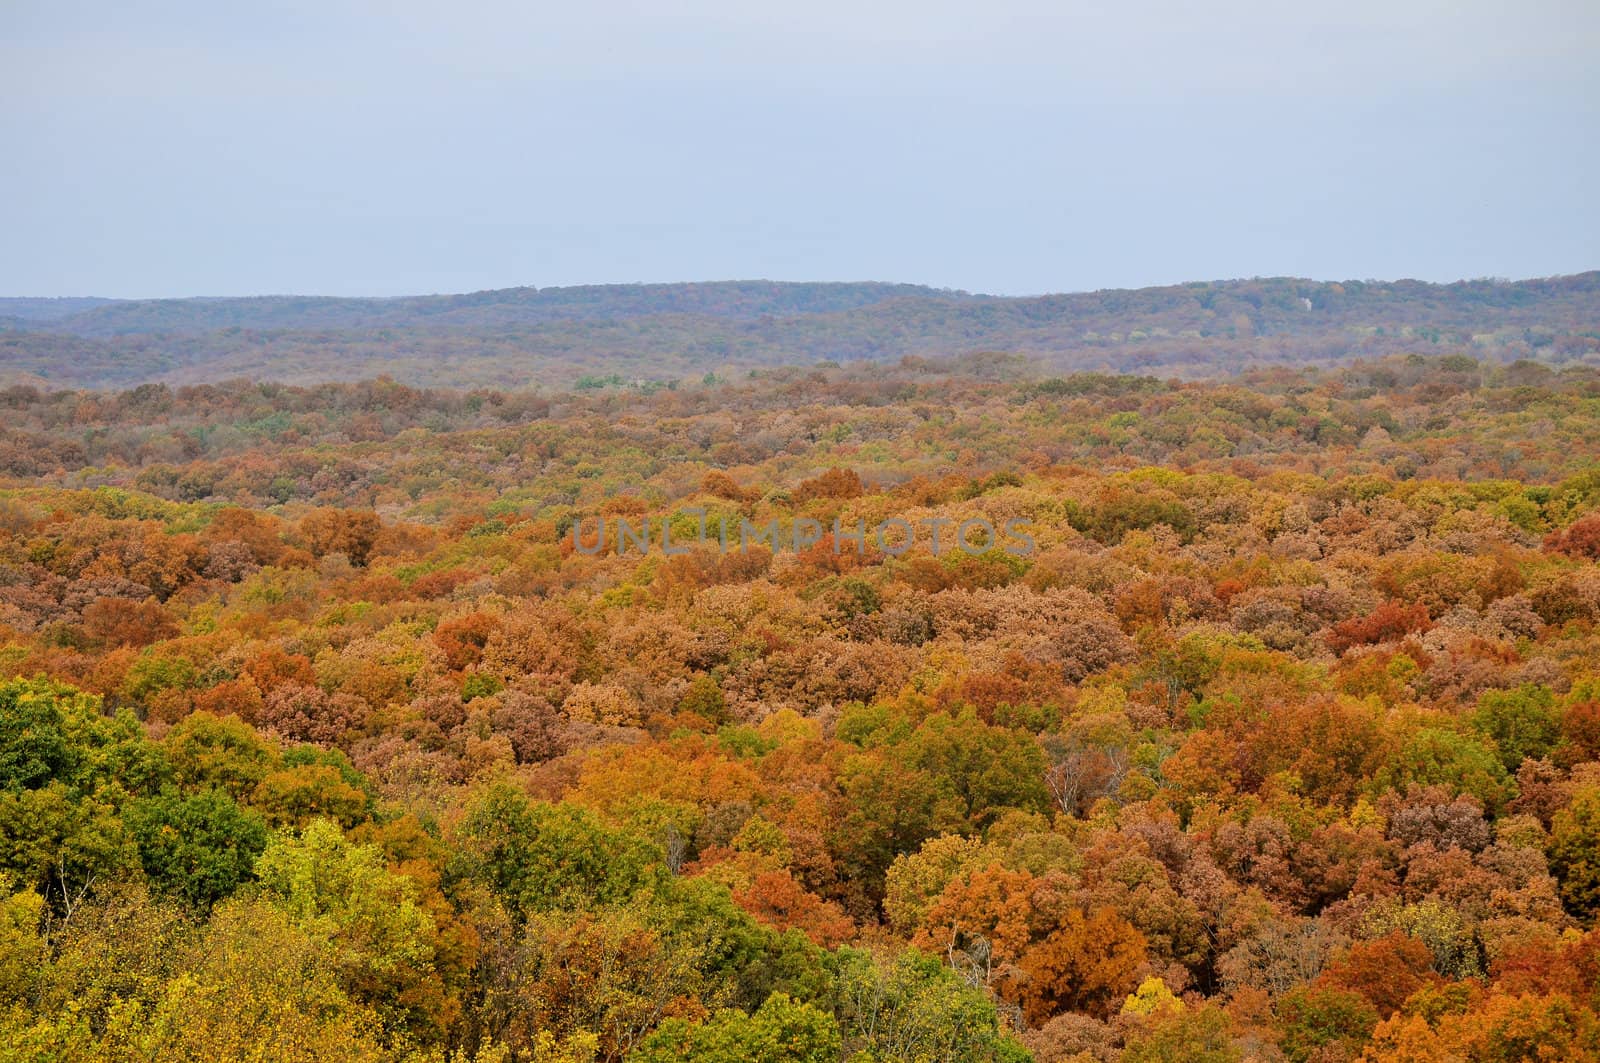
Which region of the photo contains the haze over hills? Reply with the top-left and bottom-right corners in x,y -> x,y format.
0,296 -> 120,323
2,281 -> 963,335
2,272 -> 1596,391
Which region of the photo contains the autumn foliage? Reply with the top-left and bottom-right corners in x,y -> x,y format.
1,354 -> 1599,1061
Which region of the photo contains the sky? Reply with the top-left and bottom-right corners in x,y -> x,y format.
3,0 -> 1598,298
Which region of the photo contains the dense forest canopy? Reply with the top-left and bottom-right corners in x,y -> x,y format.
2,272 -> 1597,390
2,350 -> 1600,1060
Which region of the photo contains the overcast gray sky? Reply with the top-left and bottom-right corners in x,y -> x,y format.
3,0 -> 1597,297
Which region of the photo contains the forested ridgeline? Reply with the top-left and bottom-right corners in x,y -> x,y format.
2,355 -> 1600,1061
2,273 -> 1596,388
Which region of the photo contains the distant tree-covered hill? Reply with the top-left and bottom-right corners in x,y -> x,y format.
1,273 -> 1595,389
0,296 -> 118,321
7,281 -> 966,335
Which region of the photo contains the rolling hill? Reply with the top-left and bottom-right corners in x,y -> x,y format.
2,273 -> 1596,390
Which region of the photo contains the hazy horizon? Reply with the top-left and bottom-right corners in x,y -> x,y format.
5,267 -> 1598,304
6,1 -> 1598,299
